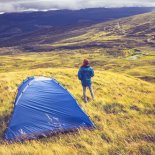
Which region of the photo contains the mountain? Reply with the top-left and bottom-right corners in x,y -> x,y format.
0,7 -> 154,49
1,11 -> 154,55
0,8 -> 155,154
50,11 -> 155,51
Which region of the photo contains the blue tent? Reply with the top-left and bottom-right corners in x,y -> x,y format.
4,76 -> 95,141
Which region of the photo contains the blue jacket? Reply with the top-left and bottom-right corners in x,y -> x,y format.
78,65 -> 94,86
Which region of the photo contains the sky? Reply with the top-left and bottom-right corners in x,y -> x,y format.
0,0 -> 155,13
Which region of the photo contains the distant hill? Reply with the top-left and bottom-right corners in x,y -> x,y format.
0,11 -> 153,54
0,7 -> 154,48
50,11 -> 155,51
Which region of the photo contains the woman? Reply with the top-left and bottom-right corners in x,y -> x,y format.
78,59 -> 94,102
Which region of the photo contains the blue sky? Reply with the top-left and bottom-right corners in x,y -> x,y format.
0,0 -> 155,13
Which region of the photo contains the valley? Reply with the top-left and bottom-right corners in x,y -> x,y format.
0,9 -> 155,155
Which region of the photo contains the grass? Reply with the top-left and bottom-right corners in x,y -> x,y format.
1,49 -> 155,77
54,31 -> 120,47
0,49 -> 155,154
0,12 -> 155,154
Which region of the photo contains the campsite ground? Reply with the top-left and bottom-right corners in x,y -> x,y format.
0,49 -> 155,155
0,12 -> 155,155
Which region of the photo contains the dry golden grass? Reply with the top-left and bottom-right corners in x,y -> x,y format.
0,11 -> 155,155
0,67 -> 155,155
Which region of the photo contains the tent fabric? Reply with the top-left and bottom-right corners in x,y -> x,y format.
4,76 -> 95,141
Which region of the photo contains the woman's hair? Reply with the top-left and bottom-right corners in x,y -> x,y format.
81,59 -> 89,67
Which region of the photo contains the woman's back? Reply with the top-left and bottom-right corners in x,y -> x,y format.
78,59 -> 95,102
78,60 -> 94,87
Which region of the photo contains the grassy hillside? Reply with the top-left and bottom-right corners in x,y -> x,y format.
0,11 -> 155,54
0,7 -> 154,48
0,12 -> 155,154
51,12 -> 155,50
0,68 -> 155,155
0,49 -> 155,154
1,49 -> 155,83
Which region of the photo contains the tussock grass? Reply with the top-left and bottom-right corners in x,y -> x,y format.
0,12 -> 155,154
0,67 -> 155,154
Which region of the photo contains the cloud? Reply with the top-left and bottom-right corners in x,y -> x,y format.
0,0 -> 155,13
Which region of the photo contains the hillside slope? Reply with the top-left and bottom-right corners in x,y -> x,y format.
0,11 -> 154,55
0,68 -> 155,154
50,11 -> 155,50
0,10 -> 155,155
0,7 -> 154,49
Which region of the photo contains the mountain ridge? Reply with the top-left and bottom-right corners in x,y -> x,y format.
0,7 -> 154,49
3,11 -> 154,53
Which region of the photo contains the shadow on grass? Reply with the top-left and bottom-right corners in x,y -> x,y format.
103,103 -> 126,114
0,113 -> 10,143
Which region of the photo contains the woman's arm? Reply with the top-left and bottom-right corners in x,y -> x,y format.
78,68 -> 82,80
90,68 -> 94,77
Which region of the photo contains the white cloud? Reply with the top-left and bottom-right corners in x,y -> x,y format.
0,0 -> 155,13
